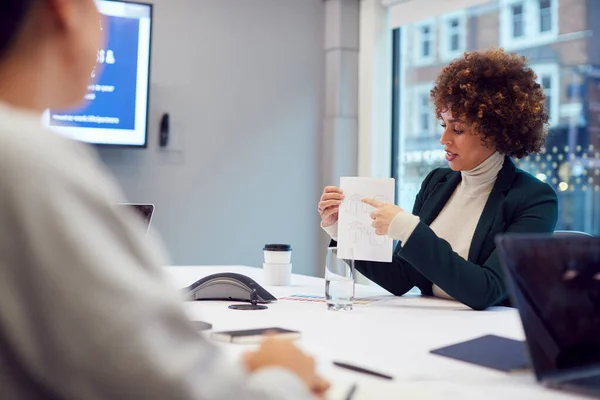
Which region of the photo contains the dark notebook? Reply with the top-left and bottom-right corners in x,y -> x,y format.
430,334 -> 530,372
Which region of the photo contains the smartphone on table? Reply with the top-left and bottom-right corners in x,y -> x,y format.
210,327 -> 301,344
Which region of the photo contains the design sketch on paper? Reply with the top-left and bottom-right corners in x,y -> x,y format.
345,194 -> 392,216
338,177 -> 396,261
343,192 -> 392,248
344,222 -> 390,248
348,221 -> 365,244
345,194 -> 368,216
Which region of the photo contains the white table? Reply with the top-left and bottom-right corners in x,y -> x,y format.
164,265 -> 586,400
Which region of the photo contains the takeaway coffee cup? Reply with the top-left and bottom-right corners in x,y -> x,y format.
263,244 -> 292,286
263,244 -> 292,264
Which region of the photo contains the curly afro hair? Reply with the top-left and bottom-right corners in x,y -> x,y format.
430,47 -> 549,158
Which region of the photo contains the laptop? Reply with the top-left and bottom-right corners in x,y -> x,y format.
116,203 -> 213,332
118,203 -> 155,233
496,234 -> 600,398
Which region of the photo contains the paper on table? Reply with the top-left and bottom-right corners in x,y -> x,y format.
337,177 -> 395,262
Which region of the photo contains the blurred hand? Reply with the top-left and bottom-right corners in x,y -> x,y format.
318,186 -> 344,227
362,198 -> 403,235
243,338 -> 330,398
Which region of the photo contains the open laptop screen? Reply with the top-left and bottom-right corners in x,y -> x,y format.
496,235 -> 600,380
118,203 -> 154,231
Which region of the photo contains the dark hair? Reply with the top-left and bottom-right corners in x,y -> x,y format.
0,0 -> 35,58
430,47 -> 549,158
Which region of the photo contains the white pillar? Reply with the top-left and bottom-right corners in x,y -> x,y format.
319,0 -> 360,276
322,0 -> 360,187
358,0 -> 392,178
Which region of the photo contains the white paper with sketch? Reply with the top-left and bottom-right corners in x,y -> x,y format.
337,177 -> 395,262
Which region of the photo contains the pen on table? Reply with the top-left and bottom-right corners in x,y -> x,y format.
333,361 -> 393,380
345,383 -> 358,400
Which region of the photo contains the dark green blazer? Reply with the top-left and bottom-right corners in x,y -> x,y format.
335,156 -> 558,310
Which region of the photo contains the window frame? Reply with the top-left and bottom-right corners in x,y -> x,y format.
511,2 -> 525,38
410,83 -> 436,137
499,0 -> 559,50
532,63 -> 560,127
440,10 -> 467,62
413,18 -> 436,66
539,0 -> 553,33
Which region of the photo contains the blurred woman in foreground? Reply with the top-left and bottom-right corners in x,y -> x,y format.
0,1 -> 327,398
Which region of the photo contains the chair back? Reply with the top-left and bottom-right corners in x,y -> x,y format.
553,230 -> 592,237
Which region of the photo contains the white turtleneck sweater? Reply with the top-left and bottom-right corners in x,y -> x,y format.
323,151 -> 505,300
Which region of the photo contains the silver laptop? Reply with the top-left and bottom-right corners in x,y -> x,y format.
119,203 -> 155,233
496,234 -> 600,398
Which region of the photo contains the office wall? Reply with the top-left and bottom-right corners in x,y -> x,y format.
98,0 -> 325,275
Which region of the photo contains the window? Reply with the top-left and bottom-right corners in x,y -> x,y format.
440,11 -> 467,61
450,19 -> 460,51
533,63 -> 560,127
422,26 -> 432,57
542,76 -> 552,118
512,3 -> 525,38
409,85 -> 436,137
393,1 -> 599,236
410,84 -> 437,138
414,19 -> 436,66
419,93 -> 430,133
540,0 -> 552,32
500,0 -> 558,49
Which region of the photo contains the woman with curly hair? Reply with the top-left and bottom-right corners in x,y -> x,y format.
318,48 -> 558,310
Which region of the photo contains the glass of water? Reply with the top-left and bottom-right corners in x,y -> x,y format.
325,247 -> 355,311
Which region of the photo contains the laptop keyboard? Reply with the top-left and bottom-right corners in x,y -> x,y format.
561,373 -> 600,395
568,374 -> 600,388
